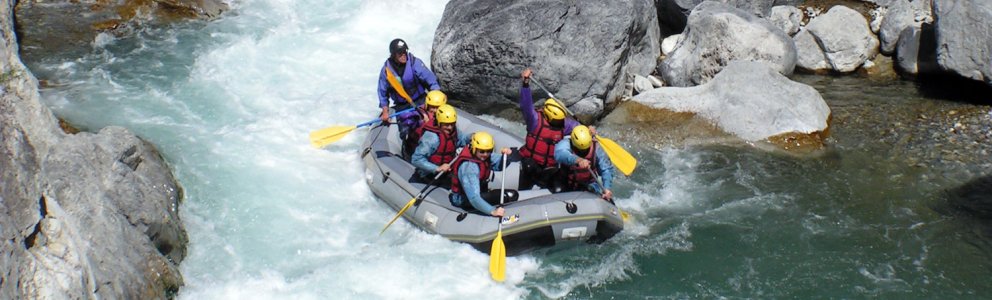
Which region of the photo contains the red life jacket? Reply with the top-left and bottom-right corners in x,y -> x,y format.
424,126 -> 457,165
450,150 -> 492,195
566,142 -> 598,190
519,109 -> 564,167
405,106 -> 435,150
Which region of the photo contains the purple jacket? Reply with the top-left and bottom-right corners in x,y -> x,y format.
377,53 -> 440,108
519,85 -> 579,135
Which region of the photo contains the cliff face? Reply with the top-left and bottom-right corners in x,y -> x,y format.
0,0 -> 188,298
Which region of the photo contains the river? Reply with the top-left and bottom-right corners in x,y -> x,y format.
21,0 -> 992,298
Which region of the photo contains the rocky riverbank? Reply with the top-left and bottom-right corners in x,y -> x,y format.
1,0 -> 226,298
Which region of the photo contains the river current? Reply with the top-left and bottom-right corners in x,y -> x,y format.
22,0 -> 992,298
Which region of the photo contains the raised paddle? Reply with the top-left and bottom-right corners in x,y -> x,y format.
589,166 -> 630,222
490,152 -> 508,282
309,107 -> 415,148
529,76 -> 637,176
379,170 -> 447,235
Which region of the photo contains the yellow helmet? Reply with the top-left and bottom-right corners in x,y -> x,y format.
425,90 -> 447,107
570,125 -> 592,150
471,131 -> 495,152
543,98 -> 566,121
435,104 -> 457,124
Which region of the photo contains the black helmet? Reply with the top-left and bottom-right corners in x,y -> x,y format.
389,38 -> 409,55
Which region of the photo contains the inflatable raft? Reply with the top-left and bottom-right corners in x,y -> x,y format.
361,108 -> 623,255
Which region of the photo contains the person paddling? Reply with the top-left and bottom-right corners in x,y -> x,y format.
450,131 -> 514,217
404,90 -> 447,158
517,68 -> 581,191
411,104 -> 471,181
554,125 -> 615,201
377,38 -> 441,142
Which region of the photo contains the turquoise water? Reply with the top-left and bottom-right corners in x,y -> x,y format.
24,0 -> 992,298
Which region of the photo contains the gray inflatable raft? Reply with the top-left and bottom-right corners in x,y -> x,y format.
361,108 -> 623,255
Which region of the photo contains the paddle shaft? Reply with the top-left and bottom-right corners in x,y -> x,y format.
361,107 -> 416,128
489,153 -> 509,282
413,151 -> 463,206
529,76 -> 576,116
412,170 -> 447,206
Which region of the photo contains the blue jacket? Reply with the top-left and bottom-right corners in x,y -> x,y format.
450,154 -> 506,214
378,53 -> 440,108
411,130 -> 471,178
553,138 -> 614,193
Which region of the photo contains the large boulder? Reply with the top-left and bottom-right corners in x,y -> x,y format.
432,0 -> 660,120
794,5 -> 880,73
769,5 -> 802,36
878,0 -> 933,55
656,0 -> 781,37
658,1 -> 797,87
1,0 -> 187,297
633,60 -> 830,145
933,0 -> 992,87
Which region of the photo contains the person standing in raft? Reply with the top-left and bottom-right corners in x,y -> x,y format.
403,90 -> 447,158
517,68 -> 582,191
554,125 -> 615,201
450,131 -> 515,217
377,38 -> 441,143
411,104 -> 471,181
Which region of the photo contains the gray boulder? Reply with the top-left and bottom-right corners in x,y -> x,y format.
895,23 -> 940,75
933,0 -> 992,86
633,60 -> 830,142
769,5 -> 803,36
432,0 -> 659,119
879,0 -> 933,55
656,0 -> 780,37
794,5 -> 880,72
1,0 -> 187,297
658,1 -> 797,87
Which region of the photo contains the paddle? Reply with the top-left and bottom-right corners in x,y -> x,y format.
589,166 -> 630,222
379,170 -> 447,235
529,76 -> 637,176
489,152 -> 508,282
310,107 -> 415,148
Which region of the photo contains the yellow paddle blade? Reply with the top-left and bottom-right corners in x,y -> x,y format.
620,209 -> 631,222
489,227 -> 506,282
309,125 -> 357,148
379,198 -> 416,235
597,135 -> 637,176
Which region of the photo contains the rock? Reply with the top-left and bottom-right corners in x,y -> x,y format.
794,5 -> 880,73
895,23 -> 940,75
633,60 -> 830,145
658,1 -> 797,87
648,75 -> 666,87
570,96 -> 605,124
656,0 -> 780,37
15,0 -> 229,71
634,75 -> 655,94
794,29 -> 831,71
1,0 -> 187,297
769,5 -> 803,36
879,0 -> 933,55
432,0 -> 660,120
933,0 -> 992,87
661,33 -> 683,55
